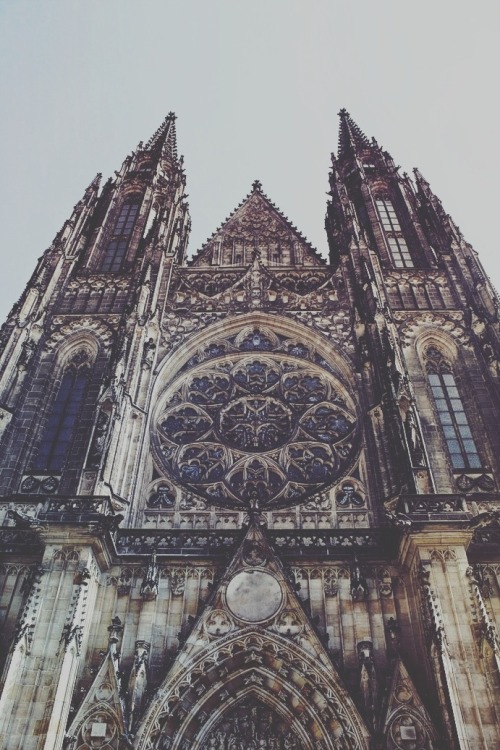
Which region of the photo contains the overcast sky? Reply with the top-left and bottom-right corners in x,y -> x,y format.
0,1 -> 499,323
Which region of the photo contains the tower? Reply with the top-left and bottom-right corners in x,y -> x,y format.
0,110 -> 499,750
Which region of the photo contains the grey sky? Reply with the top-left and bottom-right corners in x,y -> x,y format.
1,1 -> 499,323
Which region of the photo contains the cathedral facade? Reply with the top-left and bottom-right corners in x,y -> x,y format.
0,111 -> 499,750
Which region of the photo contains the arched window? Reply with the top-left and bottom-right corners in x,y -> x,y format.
100,198 -> 141,272
425,347 -> 481,470
33,363 -> 89,472
375,198 -> 414,269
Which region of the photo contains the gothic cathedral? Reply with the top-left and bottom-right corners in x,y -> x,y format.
1,111 -> 499,750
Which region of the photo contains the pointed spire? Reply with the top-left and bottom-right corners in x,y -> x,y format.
337,108 -> 371,158
144,112 -> 178,160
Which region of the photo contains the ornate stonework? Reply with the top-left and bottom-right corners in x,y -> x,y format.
0,111 -> 499,750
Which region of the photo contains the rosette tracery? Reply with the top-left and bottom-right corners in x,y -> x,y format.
155,354 -> 360,510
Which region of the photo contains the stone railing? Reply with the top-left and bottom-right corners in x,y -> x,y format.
396,494 -> 469,521
0,494 -> 114,526
113,528 -> 397,559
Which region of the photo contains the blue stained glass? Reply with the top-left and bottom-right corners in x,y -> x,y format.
100,200 -> 141,273
34,368 -> 89,472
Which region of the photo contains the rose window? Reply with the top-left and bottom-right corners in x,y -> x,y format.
154,355 -> 360,510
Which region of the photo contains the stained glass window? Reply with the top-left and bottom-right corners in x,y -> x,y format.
100,200 -> 140,272
34,367 -> 89,472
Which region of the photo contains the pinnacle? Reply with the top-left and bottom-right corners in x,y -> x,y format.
337,109 -> 371,158
144,112 -> 178,158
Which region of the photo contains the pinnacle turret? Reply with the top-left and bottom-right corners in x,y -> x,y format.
337,109 -> 371,158
144,112 -> 178,161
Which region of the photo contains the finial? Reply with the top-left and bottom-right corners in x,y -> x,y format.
167,111 -> 177,120
338,108 -> 349,117
251,179 -> 262,193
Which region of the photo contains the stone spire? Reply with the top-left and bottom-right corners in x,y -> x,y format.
144,111 -> 178,161
337,108 -> 371,158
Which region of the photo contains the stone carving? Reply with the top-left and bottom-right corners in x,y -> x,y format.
128,640 -> 150,732
11,564 -> 44,653
456,473 -> 495,491
60,567 -> 91,656
169,568 -> 186,596
20,474 -> 60,494
350,558 -> 368,601
387,712 -> 433,750
419,565 -> 447,652
142,337 -> 156,368
147,483 -> 176,508
205,610 -> 234,638
45,316 -> 115,350
394,311 -> 470,348
385,617 -> 401,654
242,539 -> 267,567
156,354 -> 360,510
141,553 -> 159,600
86,409 -> 110,469
199,702 -> 305,750
336,481 -> 364,507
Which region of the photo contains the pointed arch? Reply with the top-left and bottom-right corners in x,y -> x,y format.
32,356 -> 91,472
134,628 -> 370,750
31,332 -> 102,475
420,342 -> 481,471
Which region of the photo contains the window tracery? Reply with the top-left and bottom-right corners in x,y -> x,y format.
100,198 -> 141,273
154,353 -> 360,510
33,357 -> 90,473
424,347 -> 481,470
375,198 -> 414,269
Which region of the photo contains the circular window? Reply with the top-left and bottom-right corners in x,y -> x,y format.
154,355 -> 360,510
225,570 -> 283,622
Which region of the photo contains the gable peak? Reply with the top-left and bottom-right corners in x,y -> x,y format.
189,183 -> 325,268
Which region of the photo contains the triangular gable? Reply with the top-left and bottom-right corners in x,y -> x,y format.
190,182 -> 325,268
65,637 -> 127,746
381,657 -> 439,747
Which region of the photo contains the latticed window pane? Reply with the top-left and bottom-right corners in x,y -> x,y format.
376,199 -> 402,231
34,368 -> 89,472
100,199 -> 141,272
388,238 -> 414,268
428,370 -> 481,470
376,199 -> 414,268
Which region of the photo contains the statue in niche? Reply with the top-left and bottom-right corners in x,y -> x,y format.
87,410 -> 110,468
404,407 -> 425,467
142,337 -> 156,368
18,338 -> 36,370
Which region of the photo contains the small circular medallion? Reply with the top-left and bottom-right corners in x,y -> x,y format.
225,570 -> 282,622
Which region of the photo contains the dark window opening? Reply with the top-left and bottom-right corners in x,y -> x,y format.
100,200 -> 140,272
33,367 -> 89,472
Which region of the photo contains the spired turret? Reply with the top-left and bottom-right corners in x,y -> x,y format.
0,110 -> 500,750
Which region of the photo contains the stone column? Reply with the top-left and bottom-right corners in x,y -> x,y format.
0,531 -> 108,750
398,530 -> 500,750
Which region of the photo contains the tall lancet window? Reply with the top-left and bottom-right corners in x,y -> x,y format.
33,359 -> 90,472
425,347 -> 481,470
375,198 -> 414,269
100,198 -> 141,272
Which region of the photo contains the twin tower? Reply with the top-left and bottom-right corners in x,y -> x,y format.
0,111 -> 499,749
